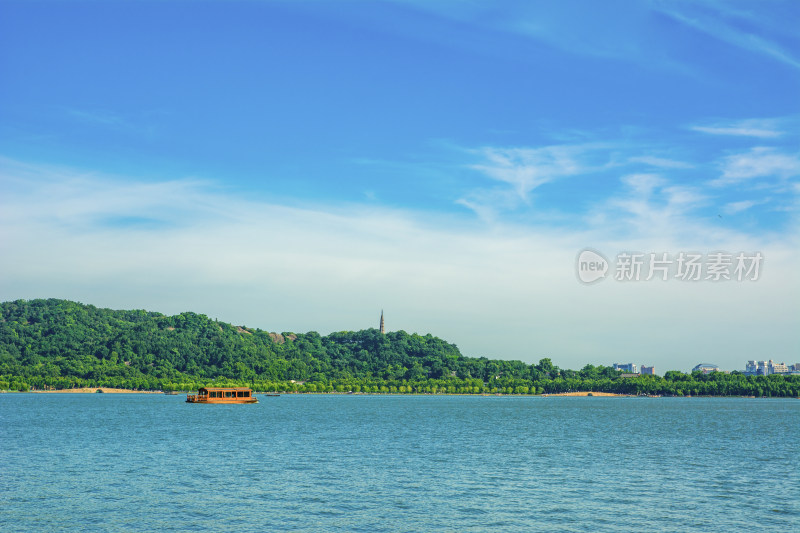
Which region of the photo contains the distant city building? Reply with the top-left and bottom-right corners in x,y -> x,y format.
745,361 -> 763,375
693,363 -> 720,374
745,360 -> 793,376
771,361 -> 789,374
613,363 -> 637,373
640,365 -> 655,375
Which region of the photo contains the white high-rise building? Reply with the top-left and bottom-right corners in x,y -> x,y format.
745,360 -> 791,375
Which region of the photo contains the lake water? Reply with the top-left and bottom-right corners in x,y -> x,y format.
1,394 -> 798,532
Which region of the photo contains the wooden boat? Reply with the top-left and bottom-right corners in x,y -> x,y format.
186,387 -> 258,404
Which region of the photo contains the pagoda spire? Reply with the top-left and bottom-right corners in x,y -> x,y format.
380,310 -> 385,334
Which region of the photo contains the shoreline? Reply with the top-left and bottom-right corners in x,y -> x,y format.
545,391 -> 633,397
30,388 -> 165,394
5,390 -> 791,398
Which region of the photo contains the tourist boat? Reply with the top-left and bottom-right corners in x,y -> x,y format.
186,387 -> 258,404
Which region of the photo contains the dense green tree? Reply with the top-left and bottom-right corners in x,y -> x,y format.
2,299 -> 799,397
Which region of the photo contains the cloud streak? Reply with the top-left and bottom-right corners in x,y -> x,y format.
691,118 -> 785,138
657,2 -> 800,70
628,156 -> 694,169
596,173 -> 711,243
469,145 -> 586,199
713,147 -> 800,186
722,199 -> 762,215
389,0 -> 799,75
457,143 -> 612,220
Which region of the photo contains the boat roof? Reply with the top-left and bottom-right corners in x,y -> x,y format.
198,387 -> 253,392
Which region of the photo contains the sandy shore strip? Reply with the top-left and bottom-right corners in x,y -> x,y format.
546,391 -> 632,397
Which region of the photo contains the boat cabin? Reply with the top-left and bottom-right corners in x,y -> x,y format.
186,387 -> 258,404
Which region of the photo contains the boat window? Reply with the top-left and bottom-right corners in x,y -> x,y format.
225,391 -> 232,398
237,391 -> 244,397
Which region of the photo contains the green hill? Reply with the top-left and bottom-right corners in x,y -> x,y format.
1,299 -> 797,397
0,298 -> 540,391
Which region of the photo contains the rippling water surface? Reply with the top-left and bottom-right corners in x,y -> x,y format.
2,394 -> 798,532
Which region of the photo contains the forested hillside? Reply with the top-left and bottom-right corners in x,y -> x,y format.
1,299 -> 798,397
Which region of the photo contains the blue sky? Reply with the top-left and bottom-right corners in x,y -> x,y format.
1,0 -> 798,373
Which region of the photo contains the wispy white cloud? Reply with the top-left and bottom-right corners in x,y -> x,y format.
457,134 -> 800,231
722,199 -> 762,215
598,173 -> 710,243
691,118 -> 785,138
662,185 -> 708,210
713,147 -> 800,186
390,0 -> 799,77
621,173 -> 667,195
629,156 -> 694,169
65,108 -> 129,127
458,143 -> 609,219
62,106 -> 163,140
469,145 -> 586,199
391,0 -> 659,62
455,190 -> 517,223
693,126 -> 782,138
656,2 -> 800,70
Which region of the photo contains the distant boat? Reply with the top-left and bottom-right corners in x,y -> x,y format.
186,387 -> 258,404
164,391 -> 181,395
262,393 -> 280,397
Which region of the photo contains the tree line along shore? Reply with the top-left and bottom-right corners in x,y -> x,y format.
2,299 -> 798,397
